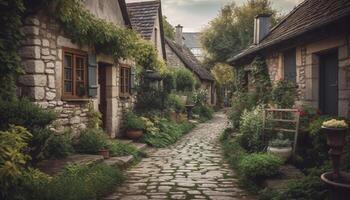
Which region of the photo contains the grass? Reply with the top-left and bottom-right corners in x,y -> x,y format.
108,140 -> 145,158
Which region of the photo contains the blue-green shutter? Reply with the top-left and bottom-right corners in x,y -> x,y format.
130,67 -> 136,94
88,54 -> 98,97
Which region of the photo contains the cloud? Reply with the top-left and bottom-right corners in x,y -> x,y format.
126,0 -> 303,32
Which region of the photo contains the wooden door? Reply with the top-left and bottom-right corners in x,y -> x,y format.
319,51 -> 338,116
98,65 -> 107,130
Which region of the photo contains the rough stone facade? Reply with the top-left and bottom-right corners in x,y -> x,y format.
18,1 -> 136,138
261,33 -> 350,117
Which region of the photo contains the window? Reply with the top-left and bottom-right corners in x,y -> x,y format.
120,64 -> 131,97
62,49 -> 88,99
283,48 -> 296,83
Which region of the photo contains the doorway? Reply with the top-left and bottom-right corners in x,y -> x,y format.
319,51 -> 338,116
98,64 -> 107,130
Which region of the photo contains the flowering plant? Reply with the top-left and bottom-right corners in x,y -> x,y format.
322,119 -> 349,129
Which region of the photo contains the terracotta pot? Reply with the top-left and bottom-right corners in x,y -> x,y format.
170,111 -> 178,121
126,129 -> 143,140
321,172 -> 350,200
267,146 -> 292,162
99,149 -> 110,159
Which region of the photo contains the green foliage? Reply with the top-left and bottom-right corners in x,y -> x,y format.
45,163 -> 124,200
166,94 -> 185,113
200,0 -> 279,64
298,105 -> 320,130
211,63 -> 235,86
163,16 -> 175,39
251,57 -> 271,104
45,133 -> 74,159
193,104 -> 214,121
239,153 -> 282,179
75,128 -> 108,154
107,140 -> 140,158
192,89 -> 208,106
135,86 -> 168,112
0,126 -> 32,199
274,164 -> 330,200
86,102 -> 102,129
0,98 -> 57,131
53,0 -> 164,72
162,71 -> 176,93
143,120 -> 193,148
175,68 -> 195,92
221,132 -> 248,169
0,0 -> 25,100
122,111 -> 145,130
238,105 -> 266,152
271,80 -> 297,108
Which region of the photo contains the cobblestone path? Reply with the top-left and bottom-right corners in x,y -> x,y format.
105,112 -> 254,200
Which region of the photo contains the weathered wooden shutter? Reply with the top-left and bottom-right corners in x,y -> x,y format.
88,54 -> 98,97
130,67 -> 136,94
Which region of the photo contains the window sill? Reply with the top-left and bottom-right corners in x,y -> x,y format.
62,98 -> 92,102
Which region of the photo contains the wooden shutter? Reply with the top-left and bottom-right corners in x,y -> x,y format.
88,54 -> 98,97
130,67 -> 135,94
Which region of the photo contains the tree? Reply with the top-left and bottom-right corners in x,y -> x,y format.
211,63 -> 234,87
163,16 -> 175,39
200,0 -> 279,66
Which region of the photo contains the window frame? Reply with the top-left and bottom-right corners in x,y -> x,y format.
62,48 -> 88,100
119,64 -> 132,98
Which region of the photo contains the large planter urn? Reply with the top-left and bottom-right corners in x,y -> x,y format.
320,127 -> 350,200
126,129 -> 144,140
185,104 -> 194,120
99,149 -> 110,159
267,146 -> 292,162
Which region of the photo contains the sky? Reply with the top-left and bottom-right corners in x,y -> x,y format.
126,0 -> 304,32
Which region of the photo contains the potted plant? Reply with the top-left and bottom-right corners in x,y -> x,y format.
123,111 -> 145,140
267,133 -> 292,162
99,148 -> 110,159
320,119 -> 350,200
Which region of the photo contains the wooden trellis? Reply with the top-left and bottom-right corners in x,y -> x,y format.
263,108 -> 300,157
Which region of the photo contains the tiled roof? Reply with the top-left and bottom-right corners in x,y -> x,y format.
228,0 -> 350,63
183,32 -> 201,49
126,0 -> 160,40
165,37 -> 214,81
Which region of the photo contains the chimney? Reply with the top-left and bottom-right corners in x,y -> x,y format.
175,24 -> 183,46
253,14 -> 271,45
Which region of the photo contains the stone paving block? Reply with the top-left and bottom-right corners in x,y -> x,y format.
104,113 -> 255,200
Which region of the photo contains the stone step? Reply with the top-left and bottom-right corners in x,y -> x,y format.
118,139 -> 133,144
104,155 -> 134,167
36,154 -> 104,175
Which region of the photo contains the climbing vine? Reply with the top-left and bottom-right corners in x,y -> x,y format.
0,0 -> 25,100
250,56 -> 271,104
235,66 -> 247,93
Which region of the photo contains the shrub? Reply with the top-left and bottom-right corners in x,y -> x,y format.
194,104 -> 214,121
75,128 -> 108,154
228,92 -> 256,129
238,105 -> 266,152
166,94 -> 185,113
0,126 -> 32,199
239,153 -> 282,179
45,163 -> 124,200
135,87 -> 168,112
17,168 -> 52,200
275,164 -> 330,200
0,98 -> 56,131
192,89 -> 208,106
44,133 -> 74,159
175,68 -> 195,92
143,120 -> 193,147
107,140 -> 140,157
271,80 -> 297,108
221,135 -> 247,169
123,111 -> 145,130
162,71 -> 175,93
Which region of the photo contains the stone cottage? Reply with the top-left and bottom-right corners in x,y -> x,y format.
228,0 -> 350,117
126,0 -> 166,60
166,25 -> 216,105
18,0 -> 137,138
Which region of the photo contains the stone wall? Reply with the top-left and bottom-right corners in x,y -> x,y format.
18,14 -> 94,136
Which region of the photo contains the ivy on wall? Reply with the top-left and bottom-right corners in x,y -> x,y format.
0,0 -> 166,99
0,0 -> 25,100
251,56 -> 271,104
